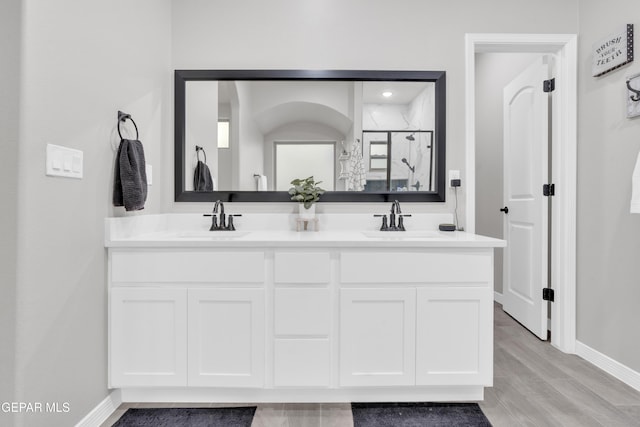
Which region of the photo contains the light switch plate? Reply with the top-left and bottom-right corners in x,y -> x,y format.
46,144 -> 83,179
146,164 -> 153,185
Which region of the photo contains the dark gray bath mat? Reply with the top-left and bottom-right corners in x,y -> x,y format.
112,406 -> 257,427
352,402 -> 492,427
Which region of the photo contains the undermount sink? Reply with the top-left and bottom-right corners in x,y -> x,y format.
176,230 -> 251,239
361,230 -> 443,239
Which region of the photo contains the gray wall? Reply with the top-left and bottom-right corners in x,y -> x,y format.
9,1 -> 172,426
475,53 -> 542,294
577,2 -> 640,372
169,0 -> 578,217
0,1 -> 21,425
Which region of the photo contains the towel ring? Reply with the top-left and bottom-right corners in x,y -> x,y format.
196,145 -> 207,164
117,110 -> 139,140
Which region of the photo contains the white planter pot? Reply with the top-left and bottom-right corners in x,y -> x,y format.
298,204 -> 316,219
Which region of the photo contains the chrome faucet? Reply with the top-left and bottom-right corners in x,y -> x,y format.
205,200 -> 241,231
374,200 -> 411,231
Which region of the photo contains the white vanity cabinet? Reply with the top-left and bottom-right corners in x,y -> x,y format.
108,249 -> 266,389
105,220 -> 504,403
273,251 -> 332,388
415,287 -> 492,386
340,288 -> 416,387
110,287 -> 264,389
110,287 -> 188,387
187,288 -> 264,387
339,250 -> 494,388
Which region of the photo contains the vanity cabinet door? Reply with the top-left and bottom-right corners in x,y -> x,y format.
416,287 -> 492,386
110,288 -> 188,387
187,288 -> 265,387
340,288 -> 416,387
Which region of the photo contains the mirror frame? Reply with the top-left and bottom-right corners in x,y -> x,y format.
175,69 -> 446,203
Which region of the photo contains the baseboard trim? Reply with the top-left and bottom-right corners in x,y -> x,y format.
493,291 -> 503,304
75,389 -> 122,427
575,340 -> 640,392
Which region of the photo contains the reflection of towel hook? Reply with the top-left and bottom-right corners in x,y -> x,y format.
117,111 -> 139,140
195,145 -> 207,164
626,80 -> 640,102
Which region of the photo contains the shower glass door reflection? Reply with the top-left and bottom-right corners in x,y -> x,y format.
362,131 -> 434,192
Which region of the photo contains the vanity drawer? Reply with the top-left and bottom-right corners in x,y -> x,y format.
340,251 -> 492,284
111,250 -> 265,283
274,339 -> 331,387
274,252 -> 330,283
274,288 -> 331,336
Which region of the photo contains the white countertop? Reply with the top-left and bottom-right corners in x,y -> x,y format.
105,214 -> 505,248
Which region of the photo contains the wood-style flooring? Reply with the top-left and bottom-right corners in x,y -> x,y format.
102,303 -> 640,426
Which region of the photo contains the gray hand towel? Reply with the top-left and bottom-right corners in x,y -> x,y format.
194,160 -> 214,191
113,139 -> 148,211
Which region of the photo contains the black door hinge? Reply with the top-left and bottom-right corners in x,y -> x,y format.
543,78 -> 555,93
543,184 -> 555,196
543,288 -> 555,302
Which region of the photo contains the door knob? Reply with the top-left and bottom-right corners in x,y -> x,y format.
500,207 -> 509,214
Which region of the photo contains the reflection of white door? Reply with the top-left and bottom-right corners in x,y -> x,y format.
274,142 -> 336,191
502,57 -> 549,340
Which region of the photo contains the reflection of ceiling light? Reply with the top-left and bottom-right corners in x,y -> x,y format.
382,91 -> 393,98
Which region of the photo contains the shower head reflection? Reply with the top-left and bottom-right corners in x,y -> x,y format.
401,158 -> 415,173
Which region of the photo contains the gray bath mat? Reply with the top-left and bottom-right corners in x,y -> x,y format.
112,406 -> 257,427
351,402 -> 492,426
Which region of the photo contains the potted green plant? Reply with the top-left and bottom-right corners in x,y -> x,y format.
289,176 -> 325,218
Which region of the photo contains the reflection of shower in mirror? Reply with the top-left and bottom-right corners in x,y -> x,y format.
361,130 -> 434,192
401,158 -> 415,173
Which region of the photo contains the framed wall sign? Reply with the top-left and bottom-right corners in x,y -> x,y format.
592,24 -> 634,77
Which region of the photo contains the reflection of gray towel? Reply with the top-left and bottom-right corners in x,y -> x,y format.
194,160 -> 213,191
113,139 -> 147,211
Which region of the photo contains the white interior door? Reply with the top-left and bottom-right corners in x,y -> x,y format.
502,57 -> 549,340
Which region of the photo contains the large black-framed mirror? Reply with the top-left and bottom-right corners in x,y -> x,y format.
175,70 -> 446,203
